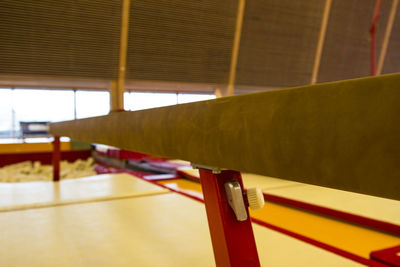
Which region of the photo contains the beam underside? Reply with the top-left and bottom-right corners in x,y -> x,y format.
49,74 -> 400,200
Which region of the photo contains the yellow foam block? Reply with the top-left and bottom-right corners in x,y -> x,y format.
0,193 -> 361,266
0,173 -> 169,212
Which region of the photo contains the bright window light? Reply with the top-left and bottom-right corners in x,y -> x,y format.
0,89 -> 13,137
125,92 -> 177,111
0,89 -> 217,140
76,91 -> 110,119
177,93 -> 216,104
13,89 -> 75,126
123,92 -> 131,110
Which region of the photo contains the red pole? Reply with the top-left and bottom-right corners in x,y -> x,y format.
52,136 -> 60,182
370,0 -> 382,76
370,28 -> 376,76
199,169 -> 260,267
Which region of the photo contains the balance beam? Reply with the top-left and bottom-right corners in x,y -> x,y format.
49,73 -> 400,200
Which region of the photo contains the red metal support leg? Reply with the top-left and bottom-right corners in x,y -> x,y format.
199,169 -> 260,267
52,136 -> 60,182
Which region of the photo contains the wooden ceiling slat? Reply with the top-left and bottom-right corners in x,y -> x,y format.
126,0 -> 237,84
236,0 -> 325,88
0,1 -> 121,79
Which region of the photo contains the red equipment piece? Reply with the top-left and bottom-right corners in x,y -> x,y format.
370,245 -> 400,267
370,0 -> 382,76
52,136 -> 60,182
199,169 -> 260,267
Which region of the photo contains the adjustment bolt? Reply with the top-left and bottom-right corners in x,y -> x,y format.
247,187 -> 265,210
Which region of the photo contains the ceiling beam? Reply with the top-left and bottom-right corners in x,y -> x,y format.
113,0 -> 131,111
311,0 -> 332,84
224,0 -> 246,97
376,0 -> 399,75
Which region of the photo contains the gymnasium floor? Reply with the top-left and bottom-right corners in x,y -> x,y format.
0,172 -> 398,266
160,169 -> 400,265
0,173 -> 369,266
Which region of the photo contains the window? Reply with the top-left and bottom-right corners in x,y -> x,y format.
0,89 -> 13,137
13,89 -> 75,125
0,88 -> 110,140
123,92 -> 130,111
124,92 -> 177,111
177,93 -> 215,104
0,88 -> 215,140
76,91 -> 110,119
124,91 -> 216,111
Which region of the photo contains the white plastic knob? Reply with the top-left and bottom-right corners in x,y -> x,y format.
247,187 -> 265,210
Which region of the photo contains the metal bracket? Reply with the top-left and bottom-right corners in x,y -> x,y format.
224,180 -> 248,221
193,164 -> 248,222
191,163 -> 221,174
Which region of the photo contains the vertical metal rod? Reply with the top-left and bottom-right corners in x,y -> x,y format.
311,0 -> 332,84
52,136 -> 61,182
199,169 -> 260,267
376,0 -> 399,75
114,0 -> 131,111
369,0 -> 382,76
226,0 -> 246,97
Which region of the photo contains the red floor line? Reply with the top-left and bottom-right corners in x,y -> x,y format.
96,165 -> 377,265
176,169 -> 201,182
150,181 -> 205,203
98,159 -> 398,237
251,217 -> 370,266
179,169 -> 400,236
263,193 -> 400,237
131,173 -> 371,266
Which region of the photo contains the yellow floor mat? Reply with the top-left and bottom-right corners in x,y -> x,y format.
0,173 -> 169,212
158,178 -> 400,259
0,192 -> 361,267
